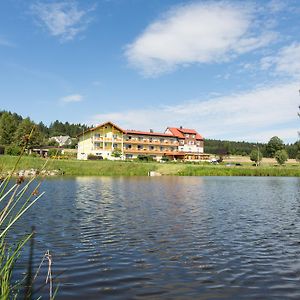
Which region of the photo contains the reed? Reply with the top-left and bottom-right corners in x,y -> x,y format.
0,127 -> 54,299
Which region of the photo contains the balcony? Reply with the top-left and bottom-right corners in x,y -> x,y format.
124,148 -> 181,155
94,137 -> 123,142
124,139 -> 178,146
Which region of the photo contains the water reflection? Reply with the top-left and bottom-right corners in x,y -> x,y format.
12,177 -> 300,299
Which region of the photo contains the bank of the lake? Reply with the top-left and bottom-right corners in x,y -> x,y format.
0,155 -> 299,177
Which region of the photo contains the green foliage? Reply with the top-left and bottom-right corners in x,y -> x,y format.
275,149 -> 289,165
161,155 -> 170,162
286,142 -> 299,159
13,118 -> 43,149
49,120 -> 90,137
88,154 -> 103,160
266,136 -> 285,158
296,151 -> 300,162
0,112 -> 19,145
205,139 -> 266,156
250,148 -> 263,165
137,154 -> 155,162
48,139 -> 60,147
5,145 -> 22,156
111,148 -> 122,158
48,148 -> 62,157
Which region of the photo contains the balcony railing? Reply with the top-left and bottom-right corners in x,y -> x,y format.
124,148 -> 182,155
124,139 -> 178,146
94,137 -> 123,142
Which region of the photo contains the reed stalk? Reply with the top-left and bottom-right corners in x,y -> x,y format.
0,126 -> 55,299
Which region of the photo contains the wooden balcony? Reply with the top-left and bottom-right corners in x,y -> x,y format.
124,148 -> 183,155
93,137 -> 123,143
124,139 -> 178,146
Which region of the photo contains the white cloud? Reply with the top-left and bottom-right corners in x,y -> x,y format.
261,43 -> 300,78
31,1 -> 94,41
60,94 -> 83,103
125,2 -> 276,76
90,82 -> 299,143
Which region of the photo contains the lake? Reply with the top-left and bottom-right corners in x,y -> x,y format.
12,176 -> 300,299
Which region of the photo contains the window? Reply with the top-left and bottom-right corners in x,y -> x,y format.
95,133 -> 100,138
149,146 -> 154,150
185,134 -> 189,138
95,142 -> 100,147
126,154 -> 133,158
128,136 -> 132,140
138,145 -> 142,150
113,134 -> 118,139
160,146 -> 164,151
192,135 -> 195,138
126,144 -> 132,149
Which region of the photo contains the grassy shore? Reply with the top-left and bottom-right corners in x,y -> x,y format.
0,155 -> 299,177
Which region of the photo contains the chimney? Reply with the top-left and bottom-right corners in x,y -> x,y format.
150,129 -> 153,133
180,126 -> 183,129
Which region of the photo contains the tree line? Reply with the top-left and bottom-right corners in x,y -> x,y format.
0,109 -> 299,161
0,110 -> 90,152
205,138 -> 299,159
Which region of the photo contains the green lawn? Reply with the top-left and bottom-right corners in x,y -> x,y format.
0,155 -> 299,177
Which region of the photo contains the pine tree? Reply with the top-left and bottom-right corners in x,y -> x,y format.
13,118 -> 43,148
0,112 -> 19,145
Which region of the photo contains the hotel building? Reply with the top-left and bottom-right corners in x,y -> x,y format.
77,121 -> 209,161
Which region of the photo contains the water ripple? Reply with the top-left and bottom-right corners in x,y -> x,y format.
11,176 -> 300,299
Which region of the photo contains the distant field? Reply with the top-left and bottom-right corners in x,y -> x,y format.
0,155 -> 299,177
221,155 -> 298,165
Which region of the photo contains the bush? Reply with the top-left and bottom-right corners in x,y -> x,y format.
88,154 -> 103,160
275,149 -> 289,165
137,155 -> 154,162
48,148 -> 62,157
5,145 -> 22,156
111,149 -> 122,158
295,151 -> 300,162
161,155 -> 170,162
250,148 -> 262,166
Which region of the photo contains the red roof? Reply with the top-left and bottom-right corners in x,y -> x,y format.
166,127 -> 203,140
77,121 -> 203,140
126,130 -> 174,137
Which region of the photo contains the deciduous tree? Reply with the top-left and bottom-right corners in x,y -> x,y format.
266,136 -> 285,157
275,149 -> 288,165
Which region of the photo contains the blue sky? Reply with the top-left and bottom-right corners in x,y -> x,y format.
0,0 -> 299,143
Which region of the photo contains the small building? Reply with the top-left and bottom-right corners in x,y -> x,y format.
77,121 -> 210,161
49,135 -> 72,147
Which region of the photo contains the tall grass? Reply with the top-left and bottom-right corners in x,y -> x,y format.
0,128 -> 54,299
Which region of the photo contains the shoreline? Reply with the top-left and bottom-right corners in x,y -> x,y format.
0,155 -> 299,177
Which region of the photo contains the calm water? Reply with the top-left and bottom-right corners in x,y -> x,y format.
12,176 -> 300,299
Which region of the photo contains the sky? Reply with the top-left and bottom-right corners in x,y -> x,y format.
0,0 -> 299,143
